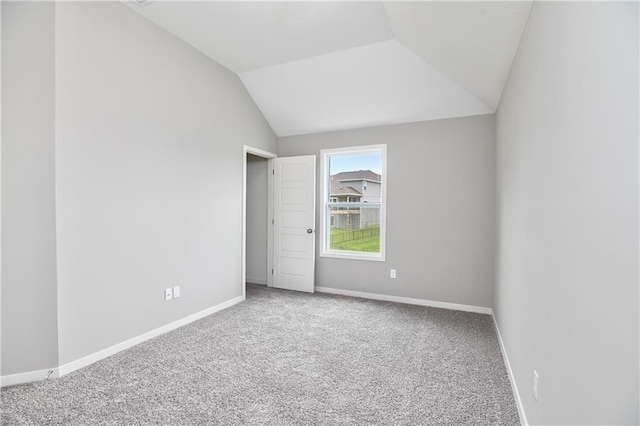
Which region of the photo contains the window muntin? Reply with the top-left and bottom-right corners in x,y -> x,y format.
320,145 -> 386,261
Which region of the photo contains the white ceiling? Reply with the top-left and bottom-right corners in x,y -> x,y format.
124,1 -> 533,137
384,2 -> 533,110
240,40 -> 492,136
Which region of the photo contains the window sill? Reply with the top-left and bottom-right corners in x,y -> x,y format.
320,251 -> 386,262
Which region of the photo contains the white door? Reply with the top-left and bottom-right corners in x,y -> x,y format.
273,155 -> 316,292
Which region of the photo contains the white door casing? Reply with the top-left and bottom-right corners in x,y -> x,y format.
273,156 -> 316,292
242,145 -> 276,299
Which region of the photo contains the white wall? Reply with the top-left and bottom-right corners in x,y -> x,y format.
278,114 -> 495,308
495,2 -> 639,424
1,2 -> 59,376
246,154 -> 268,285
46,2 -> 274,367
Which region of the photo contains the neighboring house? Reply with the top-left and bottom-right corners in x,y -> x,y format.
330,170 -> 381,229
330,170 -> 381,203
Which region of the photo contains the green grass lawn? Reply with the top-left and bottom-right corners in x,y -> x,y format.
330,225 -> 380,253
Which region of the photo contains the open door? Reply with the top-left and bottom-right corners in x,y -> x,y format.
273,155 -> 316,293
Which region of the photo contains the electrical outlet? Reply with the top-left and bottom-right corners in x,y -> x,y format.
164,288 -> 173,301
533,370 -> 539,401
390,269 -> 397,279
173,286 -> 180,299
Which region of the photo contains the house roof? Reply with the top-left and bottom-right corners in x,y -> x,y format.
330,180 -> 362,197
124,2 -> 533,137
332,170 -> 381,183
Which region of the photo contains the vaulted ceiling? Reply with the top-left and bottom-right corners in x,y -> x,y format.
124,1 -> 533,137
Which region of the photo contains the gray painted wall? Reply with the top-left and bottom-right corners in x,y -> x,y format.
0,1 -> 276,375
246,154 -> 268,284
494,2 -> 639,424
278,115 -> 495,308
1,0 -> 3,379
1,2 -> 59,376
54,2 -> 276,365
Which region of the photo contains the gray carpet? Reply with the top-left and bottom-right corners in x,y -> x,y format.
1,284 -> 519,425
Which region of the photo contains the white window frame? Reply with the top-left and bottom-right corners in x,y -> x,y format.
320,144 -> 387,262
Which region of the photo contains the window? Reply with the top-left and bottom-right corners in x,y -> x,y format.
320,144 -> 387,261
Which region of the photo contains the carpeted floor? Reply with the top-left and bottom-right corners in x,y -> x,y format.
1,284 -> 519,425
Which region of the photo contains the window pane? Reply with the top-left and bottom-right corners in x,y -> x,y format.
321,144 -> 386,261
329,205 -> 380,253
328,152 -> 382,204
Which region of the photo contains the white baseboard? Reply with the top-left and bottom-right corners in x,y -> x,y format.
492,312 -> 528,426
2,296 -> 244,387
315,286 -> 492,315
1,367 -> 59,387
246,276 -> 267,285
58,295 -> 244,377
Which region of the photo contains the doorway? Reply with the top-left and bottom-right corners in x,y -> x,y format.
242,146 -> 276,299
242,147 -> 317,298
246,153 -> 268,285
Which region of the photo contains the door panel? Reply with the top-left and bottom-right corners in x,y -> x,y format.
273,156 -> 316,292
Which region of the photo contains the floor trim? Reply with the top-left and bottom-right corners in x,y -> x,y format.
1,296 -> 244,387
3,289 -> 526,426
246,276 -> 267,285
1,368 -> 59,387
315,286 -> 492,315
492,312 -> 529,426
314,287 -> 526,423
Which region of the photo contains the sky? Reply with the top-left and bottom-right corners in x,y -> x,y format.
329,152 -> 382,174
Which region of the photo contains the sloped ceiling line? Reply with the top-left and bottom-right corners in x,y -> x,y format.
122,1 -> 533,137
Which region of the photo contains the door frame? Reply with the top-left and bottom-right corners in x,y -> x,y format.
242,145 -> 276,299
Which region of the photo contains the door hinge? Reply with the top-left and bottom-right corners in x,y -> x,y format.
272,169 -> 275,175
271,268 -> 274,274
272,219 -> 274,225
